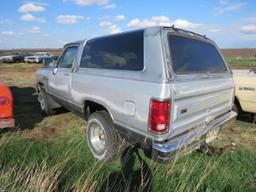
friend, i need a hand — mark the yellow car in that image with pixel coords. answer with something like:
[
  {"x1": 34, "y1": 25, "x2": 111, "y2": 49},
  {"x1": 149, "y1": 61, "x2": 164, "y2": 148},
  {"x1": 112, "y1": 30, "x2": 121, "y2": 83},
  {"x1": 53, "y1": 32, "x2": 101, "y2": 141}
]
[{"x1": 233, "y1": 68, "x2": 256, "y2": 122}]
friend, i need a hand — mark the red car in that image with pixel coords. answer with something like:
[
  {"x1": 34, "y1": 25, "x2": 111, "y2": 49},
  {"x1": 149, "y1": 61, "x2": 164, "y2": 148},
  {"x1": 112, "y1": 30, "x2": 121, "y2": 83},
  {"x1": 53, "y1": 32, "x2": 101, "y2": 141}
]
[{"x1": 0, "y1": 81, "x2": 15, "y2": 129}]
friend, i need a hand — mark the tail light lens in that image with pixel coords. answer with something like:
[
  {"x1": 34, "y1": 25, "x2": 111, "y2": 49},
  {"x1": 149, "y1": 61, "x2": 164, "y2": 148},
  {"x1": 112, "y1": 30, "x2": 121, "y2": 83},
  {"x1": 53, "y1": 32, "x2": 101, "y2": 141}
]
[
  {"x1": 0, "y1": 97, "x2": 8, "y2": 105},
  {"x1": 149, "y1": 99, "x2": 170, "y2": 134}
]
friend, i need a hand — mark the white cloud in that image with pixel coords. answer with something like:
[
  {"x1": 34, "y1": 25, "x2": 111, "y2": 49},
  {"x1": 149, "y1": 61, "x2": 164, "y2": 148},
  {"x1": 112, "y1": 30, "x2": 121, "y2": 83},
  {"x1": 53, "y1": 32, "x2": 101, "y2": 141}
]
[
  {"x1": 1, "y1": 31, "x2": 16, "y2": 35},
  {"x1": 115, "y1": 15, "x2": 125, "y2": 21},
  {"x1": 213, "y1": 0, "x2": 245, "y2": 16},
  {"x1": 102, "y1": 3, "x2": 117, "y2": 9},
  {"x1": 127, "y1": 16, "x2": 171, "y2": 28},
  {"x1": 126, "y1": 16, "x2": 224, "y2": 36},
  {"x1": 30, "y1": 26, "x2": 41, "y2": 33},
  {"x1": 18, "y1": 3, "x2": 46, "y2": 13},
  {"x1": 244, "y1": 17, "x2": 256, "y2": 23},
  {"x1": 240, "y1": 25, "x2": 256, "y2": 34},
  {"x1": 99, "y1": 21, "x2": 112, "y2": 27},
  {"x1": 127, "y1": 16, "x2": 202, "y2": 30},
  {"x1": 107, "y1": 24, "x2": 121, "y2": 34},
  {"x1": 20, "y1": 13, "x2": 46, "y2": 23},
  {"x1": 207, "y1": 28, "x2": 222, "y2": 33},
  {"x1": 99, "y1": 15, "x2": 125, "y2": 21},
  {"x1": 99, "y1": 15, "x2": 112, "y2": 20},
  {"x1": 56, "y1": 15, "x2": 86, "y2": 24},
  {"x1": 0, "y1": 19, "x2": 12, "y2": 24},
  {"x1": 99, "y1": 21, "x2": 121, "y2": 34},
  {"x1": 74, "y1": 0, "x2": 116, "y2": 9},
  {"x1": 219, "y1": 0, "x2": 228, "y2": 5},
  {"x1": 75, "y1": 0, "x2": 107, "y2": 6},
  {"x1": 173, "y1": 19, "x2": 202, "y2": 29}
]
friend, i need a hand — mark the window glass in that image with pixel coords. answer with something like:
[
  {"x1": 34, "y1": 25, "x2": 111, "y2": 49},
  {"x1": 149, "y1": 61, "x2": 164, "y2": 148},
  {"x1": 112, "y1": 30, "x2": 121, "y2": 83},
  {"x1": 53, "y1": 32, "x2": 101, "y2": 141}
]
[
  {"x1": 59, "y1": 46, "x2": 78, "y2": 68},
  {"x1": 80, "y1": 31, "x2": 144, "y2": 71},
  {"x1": 168, "y1": 35, "x2": 227, "y2": 74}
]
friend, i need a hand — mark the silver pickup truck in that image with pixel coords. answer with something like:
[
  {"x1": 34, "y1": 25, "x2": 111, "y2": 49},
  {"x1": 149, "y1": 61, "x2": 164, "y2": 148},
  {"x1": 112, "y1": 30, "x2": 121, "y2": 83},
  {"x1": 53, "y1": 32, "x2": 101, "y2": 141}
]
[{"x1": 36, "y1": 26, "x2": 237, "y2": 162}]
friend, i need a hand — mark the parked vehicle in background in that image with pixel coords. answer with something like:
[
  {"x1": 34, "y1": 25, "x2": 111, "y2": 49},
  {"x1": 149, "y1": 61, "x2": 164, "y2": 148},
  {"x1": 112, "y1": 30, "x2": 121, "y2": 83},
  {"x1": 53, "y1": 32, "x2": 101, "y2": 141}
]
[
  {"x1": 36, "y1": 26, "x2": 236, "y2": 162},
  {"x1": 24, "y1": 52, "x2": 52, "y2": 63},
  {"x1": 233, "y1": 68, "x2": 256, "y2": 122},
  {"x1": 2, "y1": 52, "x2": 31, "y2": 63},
  {"x1": 0, "y1": 81, "x2": 15, "y2": 129}
]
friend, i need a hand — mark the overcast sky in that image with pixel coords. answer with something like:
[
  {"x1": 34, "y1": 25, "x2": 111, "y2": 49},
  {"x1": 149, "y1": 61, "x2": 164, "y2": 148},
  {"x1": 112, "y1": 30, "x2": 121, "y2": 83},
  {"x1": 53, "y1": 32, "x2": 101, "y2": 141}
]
[{"x1": 0, "y1": 0, "x2": 256, "y2": 49}]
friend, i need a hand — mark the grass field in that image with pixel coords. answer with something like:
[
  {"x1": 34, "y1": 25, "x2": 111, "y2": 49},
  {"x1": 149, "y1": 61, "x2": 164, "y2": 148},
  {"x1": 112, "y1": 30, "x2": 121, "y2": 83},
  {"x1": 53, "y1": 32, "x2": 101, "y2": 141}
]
[
  {"x1": 227, "y1": 57, "x2": 256, "y2": 69},
  {"x1": 0, "y1": 60, "x2": 255, "y2": 192}
]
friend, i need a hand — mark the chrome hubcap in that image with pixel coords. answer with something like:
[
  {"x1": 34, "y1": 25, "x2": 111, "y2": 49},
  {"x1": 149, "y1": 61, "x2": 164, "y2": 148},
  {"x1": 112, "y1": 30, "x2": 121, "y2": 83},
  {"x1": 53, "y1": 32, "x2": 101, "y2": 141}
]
[{"x1": 89, "y1": 122, "x2": 106, "y2": 154}]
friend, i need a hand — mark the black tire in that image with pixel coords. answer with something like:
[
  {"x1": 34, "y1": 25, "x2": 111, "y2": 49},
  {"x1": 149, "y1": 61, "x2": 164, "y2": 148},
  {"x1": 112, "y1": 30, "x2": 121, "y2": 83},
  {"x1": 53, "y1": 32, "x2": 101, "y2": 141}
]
[
  {"x1": 86, "y1": 111, "x2": 127, "y2": 162},
  {"x1": 38, "y1": 87, "x2": 56, "y2": 116}
]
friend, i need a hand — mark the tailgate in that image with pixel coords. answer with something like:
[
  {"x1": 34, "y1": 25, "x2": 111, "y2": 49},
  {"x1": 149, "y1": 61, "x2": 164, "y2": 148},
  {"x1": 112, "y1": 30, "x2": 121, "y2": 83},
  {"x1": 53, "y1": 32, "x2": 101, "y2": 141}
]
[{"x1": 169, "y1": 77, "x2": 234, "y2": 137}]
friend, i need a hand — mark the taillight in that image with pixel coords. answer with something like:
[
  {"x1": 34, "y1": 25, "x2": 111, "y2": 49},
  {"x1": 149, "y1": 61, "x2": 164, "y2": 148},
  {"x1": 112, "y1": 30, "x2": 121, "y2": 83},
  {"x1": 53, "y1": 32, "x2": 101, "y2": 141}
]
[
  {"x1": 149, "y1": 99, "x2": 170, "y2": 134},
  {"x1": 0, "y1": 97, "x2": 8, "y2": 105}
]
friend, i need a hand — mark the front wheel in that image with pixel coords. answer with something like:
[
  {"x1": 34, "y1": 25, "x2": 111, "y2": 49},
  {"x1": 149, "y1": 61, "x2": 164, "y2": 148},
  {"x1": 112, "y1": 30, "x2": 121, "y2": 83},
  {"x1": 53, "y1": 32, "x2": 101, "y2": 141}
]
[
  {"x1": 86, "y1": 111, "x2": 127, "y2": 162},
  {"x1": 38, "y1": 87, "x2": 56, "y2": 116}
]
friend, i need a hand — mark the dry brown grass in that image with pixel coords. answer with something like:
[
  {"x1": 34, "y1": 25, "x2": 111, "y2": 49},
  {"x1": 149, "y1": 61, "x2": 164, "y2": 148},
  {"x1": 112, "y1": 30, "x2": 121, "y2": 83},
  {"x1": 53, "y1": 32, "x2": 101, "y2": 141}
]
[{"x1": 0, "y1": 63, "x2": 40, "y2": 87}]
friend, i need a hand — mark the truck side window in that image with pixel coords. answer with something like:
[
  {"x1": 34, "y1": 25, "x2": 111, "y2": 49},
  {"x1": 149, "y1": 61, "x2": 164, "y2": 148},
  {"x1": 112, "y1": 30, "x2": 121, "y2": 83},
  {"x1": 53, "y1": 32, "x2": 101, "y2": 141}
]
[
  {"x1": 59, "y1": 46, "x2": 78, "y2": 69},
  {"x1": 80, "y1": 30, "x2": 144, "y2": 71}
]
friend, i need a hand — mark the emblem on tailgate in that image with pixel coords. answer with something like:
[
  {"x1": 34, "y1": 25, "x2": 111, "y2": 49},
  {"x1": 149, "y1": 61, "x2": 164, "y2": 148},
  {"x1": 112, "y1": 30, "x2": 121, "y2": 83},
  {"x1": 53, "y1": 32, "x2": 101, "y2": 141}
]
[{"x1": 239, "y1": 86, "x2": 256, "y2": 91}]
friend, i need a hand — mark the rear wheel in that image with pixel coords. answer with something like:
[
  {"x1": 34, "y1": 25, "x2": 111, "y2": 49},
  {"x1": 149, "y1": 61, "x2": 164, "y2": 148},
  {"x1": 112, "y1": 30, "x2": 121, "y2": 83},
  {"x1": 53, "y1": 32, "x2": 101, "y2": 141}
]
[
  {"x1": 38, "y1": 87, "x2": 56, "y2": 116},
  {"x1": 86, "y1": 111, "x2": 127, "y2": 162}
]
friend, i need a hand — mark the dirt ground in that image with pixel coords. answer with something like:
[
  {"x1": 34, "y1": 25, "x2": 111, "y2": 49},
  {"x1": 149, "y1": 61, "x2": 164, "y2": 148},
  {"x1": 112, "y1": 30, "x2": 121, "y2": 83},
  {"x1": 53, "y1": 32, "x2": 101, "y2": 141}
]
[
  {"x1": 221, "y1": 48, "x2": 256, "y2": 58},
  {"x1": 0, "y1": 63, "x2": 77, "y2": 139}
]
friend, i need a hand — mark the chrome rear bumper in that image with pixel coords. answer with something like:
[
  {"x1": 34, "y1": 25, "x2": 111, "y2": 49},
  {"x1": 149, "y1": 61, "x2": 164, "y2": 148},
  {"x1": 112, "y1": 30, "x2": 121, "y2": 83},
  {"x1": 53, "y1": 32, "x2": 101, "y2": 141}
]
[{"x1": 152, "y1": 111, "x2": 237, "y2": 161}]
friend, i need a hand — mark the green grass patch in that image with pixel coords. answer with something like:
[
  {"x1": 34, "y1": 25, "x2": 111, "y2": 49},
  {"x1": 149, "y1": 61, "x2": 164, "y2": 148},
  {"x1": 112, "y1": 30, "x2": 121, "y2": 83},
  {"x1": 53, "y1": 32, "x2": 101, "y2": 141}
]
[
  {"x1": 0, "y1": 131, "x2": 256, "y2": 191},
  {"x1": 226, "y1": 57, "x2": 256, "y2": 69}
]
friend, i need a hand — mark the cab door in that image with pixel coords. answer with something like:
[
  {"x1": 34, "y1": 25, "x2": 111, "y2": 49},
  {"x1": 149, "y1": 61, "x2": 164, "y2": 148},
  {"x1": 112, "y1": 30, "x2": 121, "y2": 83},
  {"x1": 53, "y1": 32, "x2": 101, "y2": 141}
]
[{"x1": 48, "y1": 45, "x2": 79, "y2": 104}]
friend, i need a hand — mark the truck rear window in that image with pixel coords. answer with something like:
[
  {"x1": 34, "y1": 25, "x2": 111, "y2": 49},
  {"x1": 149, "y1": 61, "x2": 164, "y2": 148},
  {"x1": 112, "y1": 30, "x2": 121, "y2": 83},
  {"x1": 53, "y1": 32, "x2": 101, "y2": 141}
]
[{"x1": 168, "y1": 35, "x2": 227, "y2": 74}]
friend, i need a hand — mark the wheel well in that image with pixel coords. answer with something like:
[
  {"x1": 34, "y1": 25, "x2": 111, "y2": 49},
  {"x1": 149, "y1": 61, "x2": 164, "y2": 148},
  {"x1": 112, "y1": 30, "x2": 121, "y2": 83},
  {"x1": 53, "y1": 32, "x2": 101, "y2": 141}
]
[
  {"x1": 38, "y1": 82, "x2": 44, "y2": 88},
  {"x1": 234, "y1": 96, "x2": 242, "y2": 112},
  {"x1": 36, "y1": 83, "x2": 45, "y2": 93},
  {"x1": 84, "y1": 100, "x2": 110, "y2": 120}
]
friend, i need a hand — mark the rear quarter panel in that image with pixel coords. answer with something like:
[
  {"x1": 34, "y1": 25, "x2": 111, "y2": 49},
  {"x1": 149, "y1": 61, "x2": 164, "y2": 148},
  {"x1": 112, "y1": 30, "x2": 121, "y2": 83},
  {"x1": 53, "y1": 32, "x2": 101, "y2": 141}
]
[{"x1": 71, "y1": 71, "x2": 171, "y2": 141}]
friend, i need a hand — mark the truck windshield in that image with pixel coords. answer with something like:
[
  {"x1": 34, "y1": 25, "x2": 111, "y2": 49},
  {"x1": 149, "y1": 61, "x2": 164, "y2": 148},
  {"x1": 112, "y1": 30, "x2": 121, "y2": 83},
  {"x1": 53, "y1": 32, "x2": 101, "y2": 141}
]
[{"x1": 168, "y1": 34, "x2": 227, "y2": 74}]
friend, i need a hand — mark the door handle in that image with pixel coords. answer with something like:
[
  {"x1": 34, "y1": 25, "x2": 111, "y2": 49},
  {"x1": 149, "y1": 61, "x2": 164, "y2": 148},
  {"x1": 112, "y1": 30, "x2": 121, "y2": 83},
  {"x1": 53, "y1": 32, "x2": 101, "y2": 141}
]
[{"x1": 64, "y1": 73, "x2": 70, "y2": 77}]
